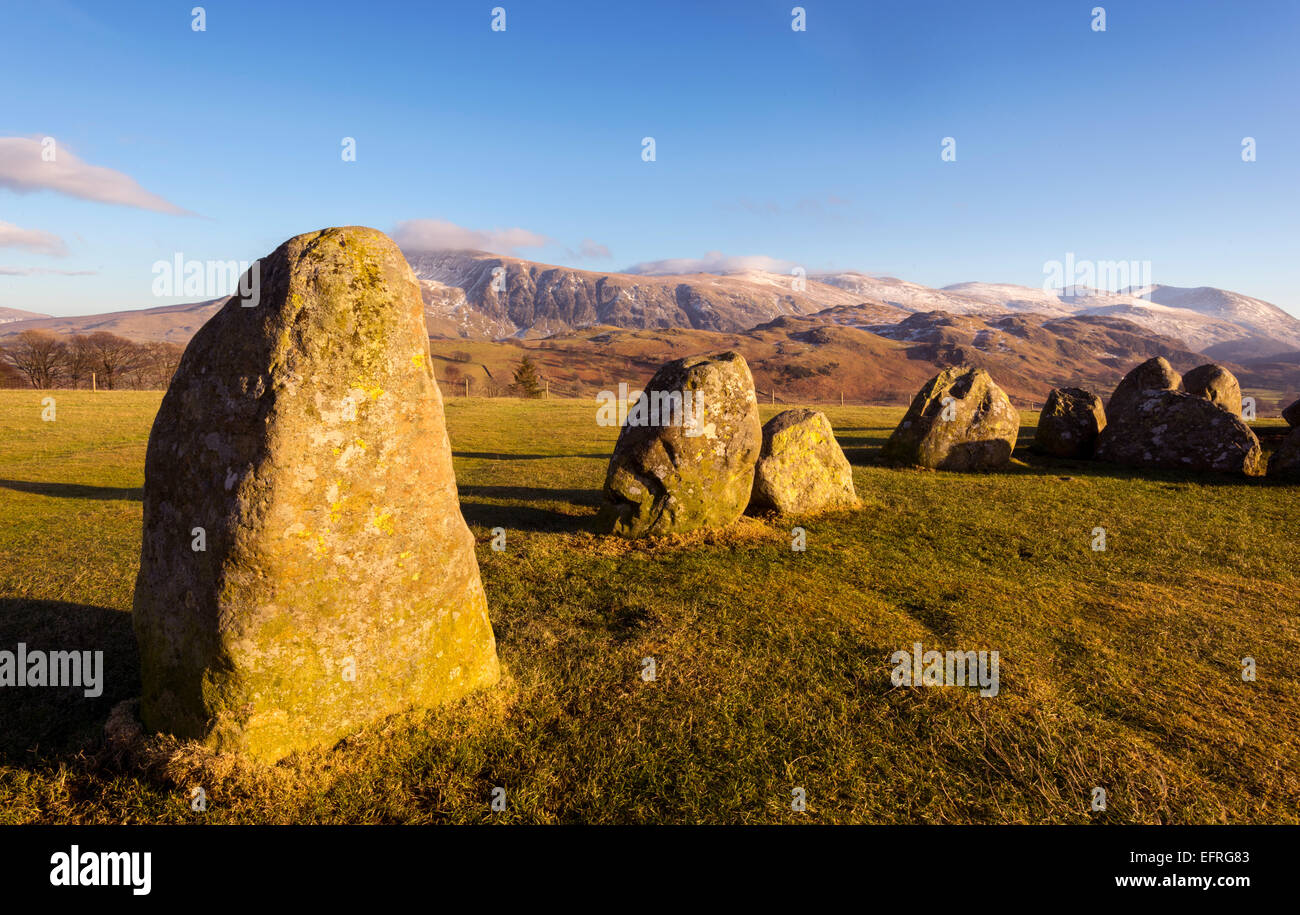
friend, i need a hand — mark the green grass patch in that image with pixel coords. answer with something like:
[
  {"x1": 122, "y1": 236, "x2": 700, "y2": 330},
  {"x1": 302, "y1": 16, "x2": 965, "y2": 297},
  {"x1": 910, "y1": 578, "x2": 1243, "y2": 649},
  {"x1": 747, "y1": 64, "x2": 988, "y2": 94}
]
[{"x1": 0, "y1": 391, "x2": 1296, "y2": 823}]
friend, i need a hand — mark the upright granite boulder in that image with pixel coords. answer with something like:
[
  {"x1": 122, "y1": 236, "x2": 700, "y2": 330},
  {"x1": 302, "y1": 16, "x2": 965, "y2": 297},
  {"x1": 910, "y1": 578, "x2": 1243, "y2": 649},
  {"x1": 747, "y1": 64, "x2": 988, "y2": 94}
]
[
  {"x1": 1105, "y1": 356, "x2": 1183, "y2": 423},
  {"x1": 1096, "y1": 390, "x2": 1264, "y2": 475},
  {"x1": 133, "y1": 226, "x2": 500, "y2": 762},
  {"x1": 1281, "y1": 398, "x2": 1300, "y2": 428},
  {"x1": 881, "y1": 366, "x2": 1020, "y2": 471},
  {"x1": 598, "y1": 352, "x2": 761, "y2": 537},
  {"x1": 1267, "y1": 428, "x2": 1300, "y2": 479},
  {"x1": 749, "y1": 409, "x2": 859, "y2": 514},
  {"x1": 1183, "y1": 363, "x2": 1243, "y2": 417},
  {"x1": 1034, "y1": 387, "x2": 1106, "y2": 458}
]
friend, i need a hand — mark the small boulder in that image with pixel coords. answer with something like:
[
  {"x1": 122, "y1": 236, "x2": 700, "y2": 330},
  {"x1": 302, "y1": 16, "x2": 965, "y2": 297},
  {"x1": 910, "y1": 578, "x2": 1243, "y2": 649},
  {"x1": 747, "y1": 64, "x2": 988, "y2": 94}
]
[
  {"x1": 1183, "y1": 363, "x2": 1243, "y2": 417},
  {"x1": 1282, "y1": 398, "x2": 1300, "y2": 427},
  {"x1": 1267, "y1": 428, "x2": 1300, "y2": 480},
  {"x1": 749, "y1": 409, "x2": 859, "y2": 514},
  {"x1": 881, "y1": 366, "x2": 1019, "y2": 471},
  {"x1": 1034, "y1": 387, "x2": 1105, "y2": 458},
  {"x1": 598, "y1": 351, "x2": 761, "y2": 537},
  {"x1": 1095, "y1": 389, "x2": 1264, "y2": 475},
  {"x1": 1105, "y1": 356, "x2": 1183, "y2": 423},
  {"x1": 133, "y1": 227, "x2": 500, "y2": 762}
]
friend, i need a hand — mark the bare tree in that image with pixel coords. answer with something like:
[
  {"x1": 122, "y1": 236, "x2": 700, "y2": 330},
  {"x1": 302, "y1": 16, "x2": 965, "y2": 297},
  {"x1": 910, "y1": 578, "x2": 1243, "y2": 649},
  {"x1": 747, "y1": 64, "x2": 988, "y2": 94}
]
[
  {"x1": 82, "y1": 332, "x2": 145, "y2": 390},
  {"x1": 136, "y1": 341, "x2": 185, "y2": 388},
  {"x1": 65, "y1": 334, "x2": 97, "y2": 388},
  {"x1": 0, "y1": 358, "x2": 23, "y2": 388},
  {"x1": 1, "y1": 330, "x2": 67, "y2": 388}
]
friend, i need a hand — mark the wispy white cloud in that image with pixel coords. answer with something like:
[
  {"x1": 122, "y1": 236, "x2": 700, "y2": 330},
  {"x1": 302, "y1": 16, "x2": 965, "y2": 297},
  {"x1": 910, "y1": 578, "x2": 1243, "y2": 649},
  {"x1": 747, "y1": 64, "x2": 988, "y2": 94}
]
[
  {"x1": 0, "y1": 136, "x2": 192, "y2": 215},
  {"x1": 392, "y1": 218, "x2": 550, "y2": 256},
  {"x1": 0, "y1": 221, "x2": 68, "y2": 257},
  {"x1": 621, "y1": 252, "x2": 795, "y2": 276}
]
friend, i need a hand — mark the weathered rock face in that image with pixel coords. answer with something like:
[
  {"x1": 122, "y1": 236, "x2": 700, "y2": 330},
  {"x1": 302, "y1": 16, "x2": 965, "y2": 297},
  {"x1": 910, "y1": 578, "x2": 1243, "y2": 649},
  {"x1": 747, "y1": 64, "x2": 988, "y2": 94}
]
[
  {"x1": 133, "y1": 226, "x2": 499, "y2": 762},
  {"x1": 598, "y1": 351, "x2": 760, "y2": 537},
  {"x1": 749, "y1": 409, "x2": 859, "y2": 514},
  {"x1": 1034, "y1": 387, "x2": 1105, "y2": 458},
  {"x1": 1183, "y1": 363, "x2": 1243, "y2": 417},
  {"x1": 1268, "y1": 428, "x2": 1300, "y2": 479},
  {"x1": 1095, "y1": 389, "x2": 1264, "y2": 475},
  {"x1": 1105, "y1": 356, "x2": 1183, "y2": 423},
  {"x1": 1282, "y1": 399, "x2": 1300, "y2": 428},
  {"x1": 881, "y1": 366, "x2": 1020, "y2": 470}
]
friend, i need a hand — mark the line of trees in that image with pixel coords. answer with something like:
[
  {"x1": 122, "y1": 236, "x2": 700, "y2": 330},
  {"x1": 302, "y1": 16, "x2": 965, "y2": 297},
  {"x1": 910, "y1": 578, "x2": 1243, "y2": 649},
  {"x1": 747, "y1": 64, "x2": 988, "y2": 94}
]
[{"x1": 0, "y1": 330, "x2": 185, "y2": 390}]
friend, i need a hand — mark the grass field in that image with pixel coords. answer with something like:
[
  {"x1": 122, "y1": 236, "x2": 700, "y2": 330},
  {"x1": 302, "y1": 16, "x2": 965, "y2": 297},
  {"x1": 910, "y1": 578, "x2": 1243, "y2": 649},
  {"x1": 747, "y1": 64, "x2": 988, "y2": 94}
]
[{"x1": 1, "y1": 390, "x2": 1297, "y2": 824}]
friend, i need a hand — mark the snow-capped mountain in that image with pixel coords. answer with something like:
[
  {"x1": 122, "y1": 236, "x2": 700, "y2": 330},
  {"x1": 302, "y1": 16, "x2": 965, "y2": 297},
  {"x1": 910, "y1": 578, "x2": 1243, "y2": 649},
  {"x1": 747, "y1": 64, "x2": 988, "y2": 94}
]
[
  {"x1": 7, "y1": 249, "x2": 1296, "y2": 365},
  {"x1": 813, "y1": 274, "x2": 1300, "y2": 356},
  {"x1": 400, "y1": 250, "x2": 1300, "y2": 358},
  {"x1": 404, "y1": 250, "x2": 866, "y2": 339}
]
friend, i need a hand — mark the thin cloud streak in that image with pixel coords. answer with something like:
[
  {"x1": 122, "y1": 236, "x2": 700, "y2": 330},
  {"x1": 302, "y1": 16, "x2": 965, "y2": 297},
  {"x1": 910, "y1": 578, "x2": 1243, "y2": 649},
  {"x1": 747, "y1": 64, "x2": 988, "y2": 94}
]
[{"x1": 0, "y1": 136, "x2": 193, "y2": 215}]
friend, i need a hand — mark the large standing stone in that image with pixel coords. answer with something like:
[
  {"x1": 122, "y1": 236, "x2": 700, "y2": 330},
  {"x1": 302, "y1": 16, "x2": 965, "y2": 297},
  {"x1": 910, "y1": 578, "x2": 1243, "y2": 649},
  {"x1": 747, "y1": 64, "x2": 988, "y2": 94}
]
[
  {"x1": 1183, "y1": 363, "x2": 1243, "y2": 417},
  {"x1": 133, "y1": 226, "x2": 499, "y2": 762},
  {"x1": 749, "y1": 409, "x2": 859, "y2": 514},
  {"x1": 1281, "y1": 398, "x2": 1300, "y2": 428},
  {"x1": 1267, "y1": 428, "x2": 1300, "y2": 479},
  {"x1": 598, "y1": 351, "x2": 760, "y2": 537},
  {"x1": 1034, "y1": 387, "x2": 1106, "y2": 458},
  {"x1": 1095, "y1": 389, "x2": 1264, "y2": 475},
  {"x1": 1105, "y1": 356, "x2": 1183, "y2": 423},
  {"x1": 881, "y1": 366, "x2": 1020, "y2": 470}
]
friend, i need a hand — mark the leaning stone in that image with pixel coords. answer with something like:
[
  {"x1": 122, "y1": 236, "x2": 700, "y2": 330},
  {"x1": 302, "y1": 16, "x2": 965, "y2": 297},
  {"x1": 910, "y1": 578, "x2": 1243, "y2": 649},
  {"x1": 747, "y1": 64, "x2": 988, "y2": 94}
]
[
  {"x1": 1282, "y1": 398, "x2": 1300, "y2": 428},
  {"x1": 1106, "y1": 356, "x2": 1183, "y2": 424},
  {"x1": 597, "y1": 351, "x2": 761, "y2": 537},
  {"x1": 749, "y1": 409, "x2": 859, "y2": 514},
  {"x1": 1095, "y1": 389, "x2": 1264, "y2": 475},
  {"x1": 881, "y1": 366, "x2": 1019, "y2": 471},
  {"x1": 1267, "y1": 427, "x2": 1300, "y2": 480},
  {"x1": 1034, "y1": 387, "x2": 1105, "y2": 458},
  {"x1": 1183, "y1": 363, "x2": 1243, "y2": 417},
  {"x1": 133, "y1": 226, "x2": 499, "y2": 763}
]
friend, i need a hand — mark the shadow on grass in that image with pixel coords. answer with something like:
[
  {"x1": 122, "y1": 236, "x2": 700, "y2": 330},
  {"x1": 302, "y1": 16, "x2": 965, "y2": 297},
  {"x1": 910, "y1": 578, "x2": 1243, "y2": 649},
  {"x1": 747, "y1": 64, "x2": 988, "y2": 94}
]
[
  {"x1": 454, "y1": 452, "x2": 608, "y2": 461},
  {"x1": 0, "y1": 598, "x2": 139, "y2": 761},
  {"x1": 1007, "y1": 451, "x2": 1288, "y2": 487},
  {"x1": 835, "y1": 431, "x2": 1283, "y2": 487},
  {"x1": 837, "y1": 432, "x2": 891, "y2": 466},
  {"x1": 0, "y1": 479, "x2": 142, "y2": 501},
  {"x1": 459, "y1": 484, "x2": 601, "y2": 505},
  {"x1": 461, "y1": 500, "x2": 598, "y2": 534}
]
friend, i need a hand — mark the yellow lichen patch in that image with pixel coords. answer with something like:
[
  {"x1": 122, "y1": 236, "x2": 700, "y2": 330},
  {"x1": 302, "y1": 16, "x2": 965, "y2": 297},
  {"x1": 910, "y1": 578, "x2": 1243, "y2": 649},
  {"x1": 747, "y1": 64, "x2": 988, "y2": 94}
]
[
  {"x1": 370, "y1": 510, "x2": 395, "y2": 535},
  {"x1": 412, "y1": 352, "x2": 426, "y2": 368},
  {"x1": 329, "y1": 501, "x2": 345, "y2": 524}
]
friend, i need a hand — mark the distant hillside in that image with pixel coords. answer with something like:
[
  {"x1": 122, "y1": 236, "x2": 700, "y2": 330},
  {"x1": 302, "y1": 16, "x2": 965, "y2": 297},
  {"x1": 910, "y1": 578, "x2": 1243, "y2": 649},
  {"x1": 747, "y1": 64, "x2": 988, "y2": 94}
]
[
  {"x1": 424, "y1": 313, "x2": 1296, "y2": 414},
  {"x1": 0, "y1": 298, "x2": 225, "y2": 343},
  {"x1": 0, "y1": 306, "x2": 50, "y2": 325},
  {"x1": 6, "y1": 250, "x2": 1297, "y2": 408}
]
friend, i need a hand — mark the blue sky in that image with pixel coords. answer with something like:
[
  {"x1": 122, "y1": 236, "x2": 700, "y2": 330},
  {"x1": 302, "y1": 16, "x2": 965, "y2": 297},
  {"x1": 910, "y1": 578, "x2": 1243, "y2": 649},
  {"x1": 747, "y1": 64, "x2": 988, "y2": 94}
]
[{"x1": 2, "y1": 0, "x2": 1297, "y2": 317}]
